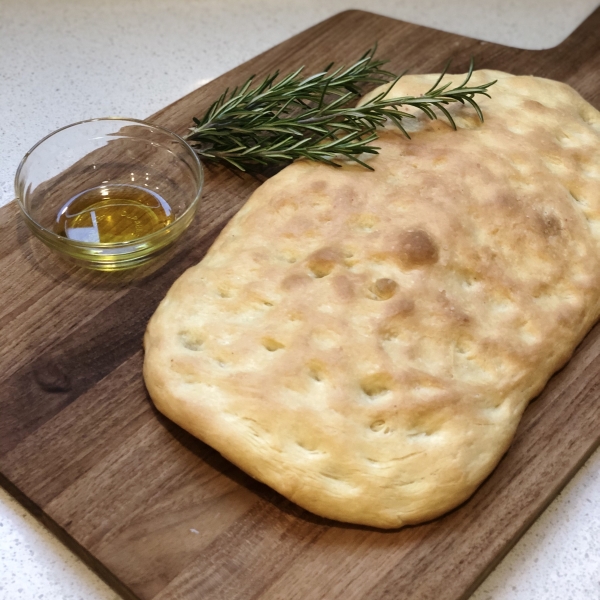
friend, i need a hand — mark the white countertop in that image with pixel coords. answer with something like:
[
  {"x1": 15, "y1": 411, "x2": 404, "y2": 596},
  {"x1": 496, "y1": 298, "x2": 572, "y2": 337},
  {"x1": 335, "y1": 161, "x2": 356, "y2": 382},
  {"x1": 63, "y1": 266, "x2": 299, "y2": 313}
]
[{"x1": 1, "y1": 1, "x2": 599, "y2": 598}]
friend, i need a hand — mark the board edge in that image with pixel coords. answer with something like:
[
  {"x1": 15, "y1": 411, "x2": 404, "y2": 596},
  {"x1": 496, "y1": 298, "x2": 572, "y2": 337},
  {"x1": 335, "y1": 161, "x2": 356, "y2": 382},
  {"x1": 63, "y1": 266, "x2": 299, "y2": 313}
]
[{"x1": 0, "y1": 473, "x2": 140, "y2": 600}]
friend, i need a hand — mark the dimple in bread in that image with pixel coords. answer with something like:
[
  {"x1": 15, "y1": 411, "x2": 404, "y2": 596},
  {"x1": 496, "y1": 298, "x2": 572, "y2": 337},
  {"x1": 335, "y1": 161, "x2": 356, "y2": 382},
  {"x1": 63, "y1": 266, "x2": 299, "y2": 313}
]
[{"x1": 144, "y1": 71, "x2": 600, "y2": 528}]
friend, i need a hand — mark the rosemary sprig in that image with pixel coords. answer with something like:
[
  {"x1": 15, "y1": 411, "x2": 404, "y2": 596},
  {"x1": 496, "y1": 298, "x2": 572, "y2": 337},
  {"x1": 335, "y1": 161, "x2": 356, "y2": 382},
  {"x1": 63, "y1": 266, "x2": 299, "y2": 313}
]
[{"x1": 186, "y1": 48, "x2": 496, "y2": 172}]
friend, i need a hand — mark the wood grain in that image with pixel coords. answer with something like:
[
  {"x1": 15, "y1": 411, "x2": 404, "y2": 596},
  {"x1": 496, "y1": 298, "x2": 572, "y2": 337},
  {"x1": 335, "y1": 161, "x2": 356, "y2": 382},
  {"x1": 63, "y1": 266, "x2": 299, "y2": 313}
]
[{"x1": 1, "y1": 9, "x2": 599, "y2": 600}]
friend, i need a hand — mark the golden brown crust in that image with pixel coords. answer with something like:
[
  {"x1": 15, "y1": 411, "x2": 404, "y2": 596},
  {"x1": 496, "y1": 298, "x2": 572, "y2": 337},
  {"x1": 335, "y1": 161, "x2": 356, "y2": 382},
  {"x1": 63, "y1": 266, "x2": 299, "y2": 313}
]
[{"x1": 144, "y1": 71, "x2": 600, "y2": 528}]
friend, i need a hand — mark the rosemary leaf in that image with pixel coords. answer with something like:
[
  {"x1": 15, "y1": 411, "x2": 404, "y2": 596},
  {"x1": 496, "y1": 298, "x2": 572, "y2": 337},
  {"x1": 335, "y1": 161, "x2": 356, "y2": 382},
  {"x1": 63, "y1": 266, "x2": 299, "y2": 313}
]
[{"x1": 186, "y1": 50, "x2": 496, "y2": 173}]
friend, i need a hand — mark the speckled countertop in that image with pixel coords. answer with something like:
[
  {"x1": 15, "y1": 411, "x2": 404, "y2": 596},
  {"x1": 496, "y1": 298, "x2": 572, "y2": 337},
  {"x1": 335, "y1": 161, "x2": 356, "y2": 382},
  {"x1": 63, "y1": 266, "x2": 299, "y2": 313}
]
[{"x1": 1, "y1": 1, "x2": 599, "y2": 599}]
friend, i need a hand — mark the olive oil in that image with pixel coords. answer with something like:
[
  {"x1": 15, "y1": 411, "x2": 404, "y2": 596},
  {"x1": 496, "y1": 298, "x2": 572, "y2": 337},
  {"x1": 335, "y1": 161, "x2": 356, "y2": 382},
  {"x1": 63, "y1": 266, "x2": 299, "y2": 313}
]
[{"x1": 55, "y1": 184, "x2": 173, "y2": 243}]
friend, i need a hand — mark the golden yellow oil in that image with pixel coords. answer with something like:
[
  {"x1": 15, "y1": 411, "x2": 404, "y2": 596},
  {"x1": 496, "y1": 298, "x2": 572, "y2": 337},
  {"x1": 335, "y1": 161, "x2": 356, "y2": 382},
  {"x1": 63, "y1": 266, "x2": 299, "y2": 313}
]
[{"x1": 55, "y1": 184, "x2": 173, "y2": 243}]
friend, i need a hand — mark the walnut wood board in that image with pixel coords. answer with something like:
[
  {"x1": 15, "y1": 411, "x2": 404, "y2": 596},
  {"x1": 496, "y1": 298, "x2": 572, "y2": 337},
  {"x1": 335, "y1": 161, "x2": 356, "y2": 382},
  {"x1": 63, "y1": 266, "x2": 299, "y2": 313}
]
[{"x1": 1, "y1": 9, "x2": 600, "y2": 600}]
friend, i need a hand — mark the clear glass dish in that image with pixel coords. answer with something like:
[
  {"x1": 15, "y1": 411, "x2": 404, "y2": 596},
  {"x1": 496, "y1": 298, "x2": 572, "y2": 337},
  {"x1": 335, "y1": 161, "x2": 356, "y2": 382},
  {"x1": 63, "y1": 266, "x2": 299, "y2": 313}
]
[{"x1": 15, "y1": 117, "x2": 203, "y2": 271}]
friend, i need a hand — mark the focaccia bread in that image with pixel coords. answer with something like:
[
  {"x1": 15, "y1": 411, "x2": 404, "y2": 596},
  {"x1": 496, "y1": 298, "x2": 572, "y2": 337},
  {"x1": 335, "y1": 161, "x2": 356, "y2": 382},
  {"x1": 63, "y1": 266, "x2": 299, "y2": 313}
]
[{"x1": 144, "y1": 71, "x2": 600, "y2": 528}]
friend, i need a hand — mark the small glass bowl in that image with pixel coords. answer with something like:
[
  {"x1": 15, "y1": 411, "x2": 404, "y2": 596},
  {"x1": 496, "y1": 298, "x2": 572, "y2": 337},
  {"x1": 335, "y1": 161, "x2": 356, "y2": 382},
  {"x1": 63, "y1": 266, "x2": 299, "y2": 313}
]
[{"x1": 15, "y1": 117, "x2": 203, "y2": 271}]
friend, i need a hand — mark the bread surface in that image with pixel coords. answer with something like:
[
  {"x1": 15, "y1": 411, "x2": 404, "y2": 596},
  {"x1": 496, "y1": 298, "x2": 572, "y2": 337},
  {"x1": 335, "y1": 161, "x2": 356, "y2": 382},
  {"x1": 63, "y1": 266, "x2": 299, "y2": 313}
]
[{"x1": 144, "y1": 71, "x2": 600, "y2": 528}]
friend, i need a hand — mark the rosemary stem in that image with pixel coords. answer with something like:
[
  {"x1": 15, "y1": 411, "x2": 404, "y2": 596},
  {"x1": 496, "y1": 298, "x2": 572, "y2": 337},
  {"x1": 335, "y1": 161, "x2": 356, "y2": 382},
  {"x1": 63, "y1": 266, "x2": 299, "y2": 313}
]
[{"x1": 186, "y1": 51, "x2": 495, "y2": 172}]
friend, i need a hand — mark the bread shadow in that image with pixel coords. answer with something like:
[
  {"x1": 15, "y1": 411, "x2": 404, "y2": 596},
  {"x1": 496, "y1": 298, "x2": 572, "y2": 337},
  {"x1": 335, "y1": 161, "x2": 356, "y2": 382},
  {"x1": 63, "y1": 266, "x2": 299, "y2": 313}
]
[
  {"x1": 149, "y1": 399, "x2": 407, "y2": 534},
  {"x1": 147, "y1": 384, "x2": 542, "y2": 540}
]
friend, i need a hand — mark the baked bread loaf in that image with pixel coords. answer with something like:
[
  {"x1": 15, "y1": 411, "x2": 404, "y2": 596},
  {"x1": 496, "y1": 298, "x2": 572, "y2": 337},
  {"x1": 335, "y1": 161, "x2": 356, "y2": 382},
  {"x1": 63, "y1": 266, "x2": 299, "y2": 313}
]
[{"x1": 144, "y1": 71, "x2": 600, "y2": 528}]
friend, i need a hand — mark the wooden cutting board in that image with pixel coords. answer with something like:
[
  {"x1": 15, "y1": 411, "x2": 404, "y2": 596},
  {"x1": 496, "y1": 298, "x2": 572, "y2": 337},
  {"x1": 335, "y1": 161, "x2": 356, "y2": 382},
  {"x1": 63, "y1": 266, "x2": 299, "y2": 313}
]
[{"x1": 1, "y1": 9, "x2": 599, "y2": 600}]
